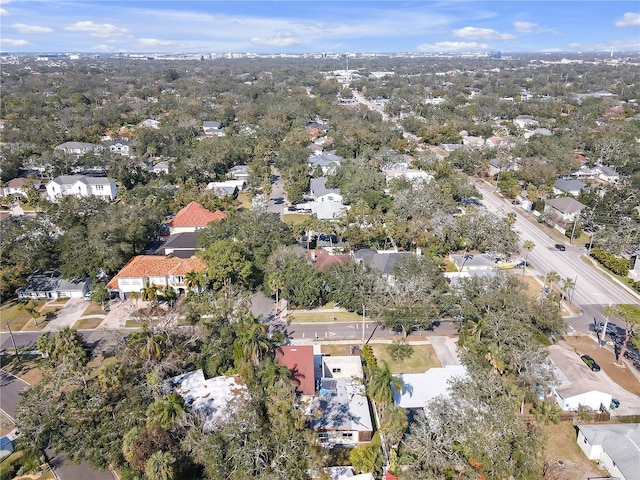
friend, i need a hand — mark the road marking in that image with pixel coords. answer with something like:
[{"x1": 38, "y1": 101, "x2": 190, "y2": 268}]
[{"x1": 328, "y1": 332, "x2": 336, "y2": 337}]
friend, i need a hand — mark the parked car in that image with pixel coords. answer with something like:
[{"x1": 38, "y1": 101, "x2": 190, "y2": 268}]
[
  {"x1": 590, "y1": 321, "x2": 605, "y2": 333},
  {"x1": 555, "y1": 243, "x2": 566, "y2": 251},
  {"x1": 581, "y1": 354, "x2": 601, "y2": 372}
]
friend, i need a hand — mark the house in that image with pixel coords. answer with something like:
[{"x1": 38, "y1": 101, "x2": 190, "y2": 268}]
[
  {"x1": 202, "y1": 120, "x2": 225, "y2": 137},
  {"x1": 206, "y1": 180, "x2": 244, "y2": 197},
  {"x1": 46, "y1": 175, "x2": 118, "y2": 202},
  {"x1": 524, "y1": 127, "x2": 552, "y2": 139},
  {"x1": 55, "y1": 141, "x2": 94, "y2": 157},
  {"x1": 384, "y1": 168, "x2": 433, "y2": 184},
  {"x1": 229, "y1": 164, "x2": 250, "y2": 181},
  {"x1": 597, "y1": 164, "x2": 620, "y2": 184},
  {"x1": 16, "y1": 270, "x2": 91, "y2": 300},
  {"x1": 572, "y1": 165, "x2": 600, "y2": 181},
  {"x1": 151, "y1": 161, "x2": 170, "y2": 175},
  {"x1": 392, "y1": 365, "x2": 467, "y2": 410},
  {"x1": 461, "y1": 136, "x2": 484, "y2": 148},
  {"x1": 547, "y1": 344, "x2": 612, "y2": 411},
  {"x1": 168, "y1": 202, "x2": 226, "y2": 234},
  {"x1": 158, "y1": 232, "x2": 200, "y2": 258},
  {"x1": 576, "y1": 423, "x2": 640, "y2": 480},
  {"x1": 306, "y1": 121, "x2": 330, "y2": 134},
  {"x1": 162, "y1": 369, "x2": 248, "y2": 432},
  {"x1": 306, "y1": 249, "x2": 351, "y2": 270},
  {"x1": 312, "y1": 356, "x2": 373, "y2": 445},
  {"x1": 2, "y1": 177, "x2": 41, "y2": 200},
  {"x1": 107, "y1": 140, "x2": 134, "y2": 157},
  {"x1": 105, "y1": 255, "x2": 207, "y2": 296},
  {"x1": 309, "y1": 177, "x2": 343, "y2": 203},
  {"x1": 513, "y1": 115, "x2": 538, "y2": 129},
  {"x1": 352, "y1": 249, "x2": 412, "y2": 276},
  {"x1": 0, "y1": 431, "x2": 19, "y2": 461},
  {"x1": 449, "y1": 253, "x2": 496, "y2": 272},
  {"x1": 488, "y1": 158, "x2": 511, "y2": 177},
  {"x1": 309, "y1": 154, "x2": 342, "y2": 175},
  {"x1": 485, "y1": 136, "x2": 509, "y2": 148},
  {"x1": 545, "y1": 197, "x2": 586, "y2": 222},
  {"x1": 275, "y1": 345, "x2": 316, "y2": 396},
  {"x1": 553, "y1": 179, "x2": 586, "y2": 197},
  {"x1": 140, "y1": 118, "x2": 160, "y2": 129}
]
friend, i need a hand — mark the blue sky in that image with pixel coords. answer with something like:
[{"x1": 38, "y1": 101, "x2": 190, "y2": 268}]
[{"x1": 1, "y1": 1, "x2": 639, "y2": 54}]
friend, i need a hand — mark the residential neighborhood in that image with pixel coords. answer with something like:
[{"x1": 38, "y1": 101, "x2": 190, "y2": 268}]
[{"x1": 1, "y1": 41, "x2": 640, "y2": 480}]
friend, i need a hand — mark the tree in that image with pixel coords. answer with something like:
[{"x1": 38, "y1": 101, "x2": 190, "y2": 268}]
[
  {"x1": 367, "y1": 361, "x2": 404, "y2": 413},
  {"x1": 561, "y1": 276, "x2": 576, "y2": 303},
  {"x1": 21, "y1": 300, "x2": 42, "y2": 327},
  {"x1": 387, "y1": 340, "x2": 413, "y2": 363},
  {"x1": 349, "y1": 442, "x2": 383, "y2": 478},
  {"x1": 199, "y1": 240, "x2": 254, "y2": 292},
  {"x1": 128, "y1": 324, "x2": 167, "y2": 362},
  {"x1": 606, "y1": 304, "x2": 640, "y2": 362},
  {"x1": 146, "y1": 393, "x2": 184, "y2": 429},
  {"x1": 233, "y1": 315, "x2": 271, "y2": 367},
  {"x1": 90, "y1": 282, "x2": 110, "y2": 310},
  {"x1": 145, "y1": 451, "x2": 176, "y2": 480},
  {"x1": 522, "y1": 240, "x2": 535, "y2": 277},
  {"x1": 142, "y1": 283, "x2": 159, "y2": 302}
]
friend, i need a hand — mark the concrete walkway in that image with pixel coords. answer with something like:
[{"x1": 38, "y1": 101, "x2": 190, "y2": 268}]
[
  {"x1": 429, "y1": 336, "x2": 462, "y2": 366},
  {"x1": 43, "y1": 299, "x2": 88, "y2": 332}
]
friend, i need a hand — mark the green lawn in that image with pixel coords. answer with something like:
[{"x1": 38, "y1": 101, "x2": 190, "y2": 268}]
[
  {"x1": 81, "y1": 302, "x2": 106, "y2": 316},
  {"x1": 235, "y1": 191, "x2": 253, "y2": 209},
  {"x1": 283, "y1": 213, "x2": 312, "y2": 224},
  {"x1": 319, "y1": 343, "x2": 441, "y2": 374},
  {"x1": 0, "y1": 300, "x2": 43, "y2": 331},
  {"x1": 289, "y1": 310, "x2": 363, "y2": 323},
  {"x1": 73, "y1": 317, "x2": 104, "y2": 329}
]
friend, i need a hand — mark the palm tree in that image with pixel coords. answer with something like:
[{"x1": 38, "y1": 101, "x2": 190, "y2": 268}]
[
  {"x1": 145, "y1": 450, "x2": 176, "y2": 480},
  {"x1": 163, "y1": 285, "x2": 177, "y2": 306},
  {"x1": 128, "y1": 324, "x2": 166, "y2": 361},
  {"x1": 146, "y1": 393, "x2": 184, "y2": 429},
  {"x1": 367, "y1": 361, "x2": 404, "y2": 416},
  {"x1": 561, "y1": 277, "x2": 576, "y2": 303},
  {"x1": 142, "y1": 284, "x2": 159, "y2": 302},
  {"x1": 544, "y1": 270, "x2": 560, "y2": 291},
  {"x1": 233, "y1": 316, "x2": 271, "y2": 366},
  {"x1": 268, "y1": 271, "x2": 285, "y2": 313},
  {"x1": 522, "y1": 240, "x2": 535, "y2": 277},
  {"x1": 129, "y1": 291, "x2": 140, "y2": 312},
  {"x1": 184, "y1": 271, "x2": 202, "y2": 293}
]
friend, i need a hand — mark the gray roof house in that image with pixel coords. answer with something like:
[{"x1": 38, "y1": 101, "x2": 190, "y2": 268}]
[
  {"x1": 576, "y1": 423, "x2": 640, "y2": 480},
  {"x1": 553, "y1": 179, "x2": 586, "y2": 196},
  {"x1": 352, "y1": 249, "x2": 411, "y2": 275},
  {"x1": 55, "y1": 141, "x2": 94, "y2": 156},
  {"x1": 202, "y1": 121, "x2": 225, "y2": 137},
  {"x1": 16, "y1": 270, "x2": 91, "y2": 300},
  {"x1": 158, "y1": 232, "x2": 200, "y2": 258},
  {"x1": 107, "y1": 140, "x2": 135, "y2": 157},
  {"x1": 545, "y1": 197, "x2": 586, "y2": 222},
  {"x1": 46, "y1": 175, "x2": 118, "y2": 202},
  {"x1": 309, "y1": 154, "x2": 342, "y2": 175}
]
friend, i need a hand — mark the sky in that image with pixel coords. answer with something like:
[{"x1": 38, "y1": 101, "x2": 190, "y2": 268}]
[{"x1": 1, "y1": 1, "x2": 639, "y2": 54}]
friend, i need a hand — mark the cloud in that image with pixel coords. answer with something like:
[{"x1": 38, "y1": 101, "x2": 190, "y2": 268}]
[
  {"x1": 12, "y1": 23, "x2": 54, "y2": 34},
  {"x1": 65, "y1": 21, "x2": 128, "y2": 37},
  {"x1": 1, "y1": 38, "x2": 29, "y2": 46},
  {"x1": 0, "y1": 8, "x2": 7, "y2": 15},
  {"x1": 417, "y1": 41, "x2": 489, "y2": 52},
  {"x1": 453, "y1": 26, "x2": 515, "y2": 41},
  {"x1": 250, "y1": 33, "x2": 302, "y2": 47},
  {"x1": 615, "y1": 12, "x2": 640, "y2": 27},
  {"x1": 138, "y1": 38, "x2": 184, "y2": 48},
  {"x1": 513, "y1": 21, "x2": 538, "y2": 33}
]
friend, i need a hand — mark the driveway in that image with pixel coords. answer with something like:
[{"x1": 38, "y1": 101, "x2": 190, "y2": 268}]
[
  {"x1": 43, "y1": 298, "x2": 87, "y2": 332},
  {"x1": 428, "y1": 337, "x2": 461, "y2": 366}
]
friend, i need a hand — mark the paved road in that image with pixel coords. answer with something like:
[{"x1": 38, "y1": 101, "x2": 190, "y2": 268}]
[
  {"x1": 0, "y1": 369, "x2": 29, "y2": 420},
  {"x1": 475, "y1": 181, "x2": 639, "y2": 310},
  {"x1": 267, "y1": 169, "x2": 286, "y2": 217}
]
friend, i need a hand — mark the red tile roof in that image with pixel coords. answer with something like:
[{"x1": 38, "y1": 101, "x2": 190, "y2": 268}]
[
  {"x1": 106, "y1": 255, "x2": 206, "y2": 288},
  {"x1": 168, "y1": 201, "x2": 226, "y2": 229},
  {"x1": 305, "y1": 250, "x2": 351, "y2": 271},
  {"x1": 275, "y1": 345, "x2": 315, "y2": 396}
]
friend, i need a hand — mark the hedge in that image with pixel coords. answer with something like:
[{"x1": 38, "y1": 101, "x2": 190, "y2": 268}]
[{"x1": 589, "y1": 248, "x2": 631, "y2": 276}]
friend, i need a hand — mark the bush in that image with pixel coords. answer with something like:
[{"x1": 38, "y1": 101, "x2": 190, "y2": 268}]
[
  {"x1": 387, "y1": 340, "x2": 413, "y2": 363},
  {"x1": 590, "y1": 248, "x2": 631, "y2": 276}
]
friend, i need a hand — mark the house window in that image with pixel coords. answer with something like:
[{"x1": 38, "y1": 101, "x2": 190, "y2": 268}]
[
  {"x1": 318, "y1": 433, "x2": 329, "y2": 441},
  {"x1": 332, "y1": 368, "x2": 341, "y2": 373},
  {"x1": 341, "y1": 433, "x2": 353, "y2": 439},
  {"x1": 95, "y1": 185, "x2": 104, "y2": 190}
]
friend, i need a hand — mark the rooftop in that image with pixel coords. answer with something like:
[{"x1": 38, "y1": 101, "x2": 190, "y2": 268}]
[
  {"x1": 578, "y1": 423, "x2": 640, "y2": 480},
  {"x1": 168, "y1": 201, "x2": 226, "y2": 228},
  {"x1": 275, "y1": 345, "x2": 315, "y2": 396},
  {"x1": 393, "y1": 366, "x2": 467, "y2": 409},
  {"x1": 546, "y1": 197, "x2": 586, "y2": 214},
  {"x1": 106, "y1": 255, "x2": 206, "y2": 288}
]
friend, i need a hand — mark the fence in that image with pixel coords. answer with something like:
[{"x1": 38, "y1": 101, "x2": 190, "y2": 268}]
[{"x1": 522, "y1": 403, "x2": 611, "y2": 424}]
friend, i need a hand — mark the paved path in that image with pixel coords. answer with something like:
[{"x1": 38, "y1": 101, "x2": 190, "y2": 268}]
[{"x1": 429, "y1": 336, "x2": 462, "y2": 366}]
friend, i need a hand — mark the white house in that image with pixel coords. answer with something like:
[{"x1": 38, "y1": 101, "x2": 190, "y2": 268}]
[
  {"x1": 106, "y1": 255, "x2": 207, "y2": 296},
  {"x1": 163, "y1": 369, "x2": 249, "y2": 432},
  {"x1": 544, "y1": 197, "x2": 586, "y2": 223},
  {"x1": 206, "y1": 180, "x2": 245, "y2": 197},
  {"x1": 107, "y1": 140, "x2": 134, "y2": 157},
  {"x1": 547, "y1": 344, "x2": 612, "y2": 411},
  {"x1": 576, "y1": 423, "x2": 640, "y2": 480},
  {"x1": 202, "y1": 121, "x2": 225, "y2": 137},
  {"x1": 140, "y1": 118, "x2": 160, "y2": 129},
  {"x1": 553, "y1": 179, "x2": 586, "y2": 197},
  {"x1": 55, "y1": 141, "x2": 94, "y2": 157},
  {"x1": 2, "y1": 177, "x2": 41, "y2": 200},
  {"x1": 16, "y1": 270, "x2": 90, "y2": 300},
  {"x1": 393, "y1": 365, "x2": 467, "y2": 410},
  {"x1": 513, "y1": 115, "x2": 538, "y2": 129},
  {"x1": 229, "y1": 164, "x2": 250, "y2": 181},
  {"x1": 296, "y1": 177, "x2": 349, "y2": 220},
  {"x1": 46, "y1": 175, "x2": 118, "y2": 202},
  {"x1": 309, "y1": 154, "x2": 342, "y2": 175},
  {"x1": 384, "y1": 168, "x2": 433, "y2": 184}
]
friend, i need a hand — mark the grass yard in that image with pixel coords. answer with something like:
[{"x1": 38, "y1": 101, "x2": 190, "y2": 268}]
[
  {"x1": 73, "y1": 317, "x2": 104, "y2": 330},
  {"x1": 320, "y1": 343, "x2": 441, "y2": 374},
  {"x1": 0, "y1": 412, "x2": 14, "y2": 436},
  {"x1": 81, "y1": 302, "x2": 106, "y2": 316},
  {"x1": 289, "y1": 310, "x2": 362, "y2": 323},
  {"x1": 542, "y1": 422, "x2": 602, "y2": 480},
  {"x1": 0, "y1": 300, "x2": 44, "y2": 331},
  {"x1": 0, "y1": 354, "x2": 43, "y2": 385},
  {"x1": 235, "y1": 191, "x2": 253, "y2": 209},
  {"x1": 282, "y1": 213, "x2": 311, "y2": 224}
]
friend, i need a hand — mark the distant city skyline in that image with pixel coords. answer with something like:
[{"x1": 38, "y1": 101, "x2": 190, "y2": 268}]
[{"x1": 1, "y1": 1, "x2": 639, "y2": 54}]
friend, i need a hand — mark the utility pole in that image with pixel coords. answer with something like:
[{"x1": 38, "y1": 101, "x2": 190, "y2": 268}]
[
  {"x1": 4, "y1": 322, "x2": 20, "y2": 361},
  {"x1": 362, "y1": 304, "x2": 366, "y2": 346},
  {"x1": 570, "y1": 275, "x2": 578, "y2": 304}
]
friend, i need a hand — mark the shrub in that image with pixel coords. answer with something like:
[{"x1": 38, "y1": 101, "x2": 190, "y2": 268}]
[{"x1": 590, "y1": 248, "x2": 630, "y2": 276}]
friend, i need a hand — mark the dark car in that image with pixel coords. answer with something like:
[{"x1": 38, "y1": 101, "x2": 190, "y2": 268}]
[
  {"x1": 581, "y1": 354, "x2": 601, "y2": 372},
  {"x1": 590, "y1": 321, "x2": 605, "y2": 333},
  {"x1": 555, "y1": 244, "x2": 566, "y2": 251}
]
